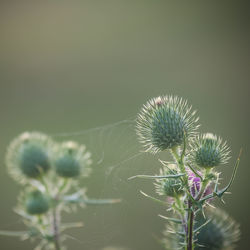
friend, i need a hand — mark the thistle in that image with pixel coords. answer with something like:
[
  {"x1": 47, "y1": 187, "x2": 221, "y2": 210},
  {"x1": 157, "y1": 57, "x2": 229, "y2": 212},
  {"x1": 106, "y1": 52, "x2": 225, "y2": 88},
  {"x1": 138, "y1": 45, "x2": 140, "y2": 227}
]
[
  {"x1": 131, "y1": 95, "x2": 241, "y2": 250},
  {"x1": 195, "y1": 208, "x2": 240, "y2": 250},
  {"x1": 24, "y1": 190, "x2": 50, "y2": 215},
  {"x1": 190, "y1": 133, "x2": 230, "y2": 169},
  {"x1": 136, "y1": 96, "x2": 199, "y2": 153},
  {"x1": 162, "y1": 208, "x2": 240, "y2": 250},
  {"x1": 5, "y1": 132, "x2": 53, "y2": 183},
  {"x1": 2, "y1": 132, "x2": 120, "y2": 250},
  {"x1": 54, "y1": 141, "x2": 91, "y2": 178},
  {"x1": 154, "y1": 164, "x2": 184, "y2": 197}
]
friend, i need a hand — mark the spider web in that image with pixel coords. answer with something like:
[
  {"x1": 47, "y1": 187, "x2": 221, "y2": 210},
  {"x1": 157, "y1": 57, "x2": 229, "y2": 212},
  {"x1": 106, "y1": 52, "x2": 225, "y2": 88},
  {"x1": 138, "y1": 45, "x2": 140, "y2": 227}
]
[
  {"x1": 48, "y1": 116, "x2": 165, "y2": 250},
  {"x1": 2, "y1": 116, "x2": 167, "y2": 250}
]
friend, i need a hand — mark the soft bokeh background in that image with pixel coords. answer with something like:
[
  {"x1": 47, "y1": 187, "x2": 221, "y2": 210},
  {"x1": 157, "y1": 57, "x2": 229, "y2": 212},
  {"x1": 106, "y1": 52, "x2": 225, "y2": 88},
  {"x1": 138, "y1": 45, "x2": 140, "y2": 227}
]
[{"x1": 0, "y1": 1, "x2": 249, "y2": 249}]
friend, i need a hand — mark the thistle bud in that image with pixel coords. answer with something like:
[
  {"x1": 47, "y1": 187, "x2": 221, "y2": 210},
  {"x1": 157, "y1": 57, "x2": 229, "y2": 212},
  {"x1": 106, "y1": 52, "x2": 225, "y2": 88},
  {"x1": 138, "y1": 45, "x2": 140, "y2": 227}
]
[
  {"x1": 54, "y1": 141, "x2": 92, "y2": 178},
  {"x1": 154, "y1": 164, "x2": 184, "y2": 197},
  {"x1": 163, "y1": 208, "x2": 240, "y2": 250},
  {"x1": 6, "y1": 132, "x2": 53, "y2": 183},
  {"x1": 25, "y1": 190, "x2": 49, "y2": 215},
  {"x1": 136, "y1": 96, "x2": 199, "y2": 154},
  {"x1": 190, "y1": 133, "x2": 230, "y2": 168},
  {"x1": 194, "y1": 208, "x2": 240, "y2": 250}
]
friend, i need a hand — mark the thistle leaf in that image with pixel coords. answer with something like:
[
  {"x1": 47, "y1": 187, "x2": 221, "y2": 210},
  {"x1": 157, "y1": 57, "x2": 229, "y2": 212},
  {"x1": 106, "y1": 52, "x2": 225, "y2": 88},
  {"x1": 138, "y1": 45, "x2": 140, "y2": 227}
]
[
  {"x1": 158, "y1": 215, "x2": 182, "y2": 224},
  {"x1": 140, "y1": 191, "x2": 167, "y2": 206},
  {"x1": 63, "y1": 195, "x2": 121, "y2": 205},
  {"x1": 200, "y1": 149, "x2": 242, "y2": 202},
  {"x1": 0, "y1": 230, "x2": 29, "y2": 237},
  {"x1": 61, "y1": 222, "x2": 84, "y2": 231},
  {"x1": 193, "y1": 219, "x2": 211, "y2": 233},
  {"x1": 128, "y1": 173, "x2": 185, "y2": 180}
]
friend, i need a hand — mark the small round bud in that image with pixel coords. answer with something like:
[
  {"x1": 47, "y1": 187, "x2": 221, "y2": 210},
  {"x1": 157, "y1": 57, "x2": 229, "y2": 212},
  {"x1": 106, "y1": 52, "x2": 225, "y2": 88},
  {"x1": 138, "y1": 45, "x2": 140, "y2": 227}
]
[
  {"x1": 154, "y1": 164, "x2": 184, "y2": 197},
  {"x1": 136, "y1": 96, "x2": 199, "y2": 154},
  {"x1": 5, "y1": 132, "x2": 53, "y2": 183},
  {"x1": 190, "y1": 133, "x2": 230, "y2": 168},
  {"x1": 54, "y1": 141, "x2": 92, "y2": 178},
  {"x1": 19, "y1": 144, "x2": 50, "y2": 178},
  {"x1": 55, "y1": 156, "x2": 80, "y2": 177},
  {"x1": 25, "y1": 190, "x2": 49, "y2": 215}
]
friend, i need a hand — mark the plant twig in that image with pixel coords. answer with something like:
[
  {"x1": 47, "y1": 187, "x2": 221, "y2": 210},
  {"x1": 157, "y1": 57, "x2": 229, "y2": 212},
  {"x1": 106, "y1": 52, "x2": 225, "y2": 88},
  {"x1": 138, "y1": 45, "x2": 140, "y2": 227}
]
[
  {"x1": 52, "y1": 204, "x2": 61, "y2": 250},
  {"x1": 187, "y1": 201, "x2": 194, "y2": 250}
]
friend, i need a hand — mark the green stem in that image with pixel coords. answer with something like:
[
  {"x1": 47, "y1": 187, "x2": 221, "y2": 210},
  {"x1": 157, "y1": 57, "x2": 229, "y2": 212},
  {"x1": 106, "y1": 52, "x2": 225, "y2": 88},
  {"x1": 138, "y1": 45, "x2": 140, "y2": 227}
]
[
  {"x1": 171, "y1": 147, "x2": 190, "y2": 195},
  {"x1": 52, "y1": 204, "x2": 61, "y2": 250},
  {"x1": 187, "y1": 201, "x2": 194, "y2": 250},
  {"x1": 171, "y1": 144, "x2": 195, "y2": 250},
  {"x1": 51, "y1": 179, "x2": 70, "y2": 250},
  {"x1": 171, "y1": 147, "x2": 184, "y2": 170},
  {"x1": 195, "y1": 168, "x2": 210, "y2": 201},
  {"x1": 40, "y1": 176, "x2": 50, "y2": 194},
  {"x1": 58, "y1": 179, "x2": 69, "y2": 194}
]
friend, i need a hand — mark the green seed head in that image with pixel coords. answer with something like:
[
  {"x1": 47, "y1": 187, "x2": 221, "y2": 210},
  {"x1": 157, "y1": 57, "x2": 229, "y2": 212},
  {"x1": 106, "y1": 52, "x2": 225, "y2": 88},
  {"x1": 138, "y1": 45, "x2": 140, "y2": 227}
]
[
  {"x1": 19, "y1": 144, "x2": 50, "y2": 178},
  {"x1": 54, "y1": 141, "x2": 92, "y2": 178},
  {"x1": 190, "y1": 133, "x2": 230, "y2": 168},
  {"x1": 25, "y1": 190, "x2": 49, "y2": 215},
  {"x1": 6, "y1": 132, "x2": 53, "y2": 183},
  {"x1": 136, "y1": 96, "x2": 199, "y2": 153},
  {"x1": 194, "y1": 208, "x2": 240, "y2": 250},
  {"x1": 55, "y1": 155, "x2": 80, "y2": 178},
  {"x1": 154, "y1": 164, "x2": 184, "y2": 197},
  {"x1": 163, "y1": 208, "x2": 240, "y2": 250}
]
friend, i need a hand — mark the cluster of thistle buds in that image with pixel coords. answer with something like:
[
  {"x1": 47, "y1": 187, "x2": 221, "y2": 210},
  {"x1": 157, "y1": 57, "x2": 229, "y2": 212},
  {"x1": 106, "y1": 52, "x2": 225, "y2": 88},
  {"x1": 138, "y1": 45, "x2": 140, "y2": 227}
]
[
  {"x1": 2, "y1": 132, "x2": 120, "y2": 250},
  {"x1": 131, "y1": 95, "x2": 241, "y2": 250}
]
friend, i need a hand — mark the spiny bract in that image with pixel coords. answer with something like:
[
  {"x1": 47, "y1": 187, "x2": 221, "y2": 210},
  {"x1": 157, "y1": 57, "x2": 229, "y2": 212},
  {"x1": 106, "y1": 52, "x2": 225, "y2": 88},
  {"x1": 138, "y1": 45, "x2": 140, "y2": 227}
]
[
  {"x1": 54, "y1": 141, "x2": 92, "y2": 178},
  {"x1": 5, "y1": 132, "x2": 53, "y2": 183},
  {"x1": 136, "y1": 95, "x2": 199, "y2": 154},
  {"x1": 195, "y1": 208, "x2": 240, "y2": 250},
  {"x1": 25, "y1": 190, "x2": 49, "y2": 215},
  {"x1": 190, "y1": 133, "x2": 230, "y2": 168},
  {"x1": 163, "y1": 208, "x2": 240, "y2": 250},
  {"x1": 154, "y1": 164, "x2": 184, "y2": 197}
]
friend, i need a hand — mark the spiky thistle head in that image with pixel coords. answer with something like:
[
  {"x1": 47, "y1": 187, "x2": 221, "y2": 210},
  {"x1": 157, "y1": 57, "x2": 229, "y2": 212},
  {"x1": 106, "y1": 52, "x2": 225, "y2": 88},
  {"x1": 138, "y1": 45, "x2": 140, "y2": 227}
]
[
  {"x1": 24, "y1": 190, "x2": 50, "y2": 215},
  {"x1": 194, "y1": 208, "x2": 240, "y2": 250},
  {"x1": 54, "y1": 141, "x2": 92, "y2": 178},
  {"x1": 154, "y1": 164, "x2": 184, "y2": 197},
  {"x1": 163, "y1": 208, "x2": 240, "y2": 250},
  {"x1": 5, "y1": 132, "x2": 53, "y2": 183},
  {"x1": 190, "y1": 133, "x2": 230, "y2": 169},
  {"x1": 136, "y1": 95, "x2": 199, "y2": 154}
]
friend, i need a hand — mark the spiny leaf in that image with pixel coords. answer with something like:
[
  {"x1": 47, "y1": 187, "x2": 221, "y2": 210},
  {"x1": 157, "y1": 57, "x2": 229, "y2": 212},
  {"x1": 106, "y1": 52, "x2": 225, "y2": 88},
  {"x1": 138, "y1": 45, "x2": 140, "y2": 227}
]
[
  {"x1": 166, "y1": 230, "x2": 186, "y2": 236},
  {"x1": 216, "y1": 148, "x2": 242, "y2": 197},
  {"x1": 63, "y1": 196, "x2": 121, "y2": 205},
  {"x1": 128, "y1": 173, "x2": 185, "y2": 180},
  {"x1": 200, "y1": 149, "x2": 242, "y2": 203},
  {"x1": 61, "y1": 222, "x2": 84, "y2": 232},
  {"x1": 193, "y1": 219, "x2": 211, "y2": 233},
  {"x1": 158, "y1": 214, "x2": 182, "y2": 224},
  {"x1": 0, "y1": 230, "x2": 29, "y2": 237},
  {"x1": 140, "y1": 191, "x2": 167, "y2": 206}
]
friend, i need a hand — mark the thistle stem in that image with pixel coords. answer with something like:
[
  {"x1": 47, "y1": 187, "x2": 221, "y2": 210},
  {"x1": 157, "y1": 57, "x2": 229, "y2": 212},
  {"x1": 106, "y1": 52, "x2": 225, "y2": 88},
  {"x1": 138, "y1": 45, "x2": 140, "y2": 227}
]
[
  {"x1": 171, "y1": 146, "x2": 195, "y2": 250},
  {"x1": 171, "y1": 147, "x2": 186, "y2": 175},
  {"x1": 187, "y1": 201, "x2": 194, "y2": 250},
  {"x1": 195, "y1": 168, "x2": 210, "y2": 201},
  {"x1": 52, "y1": 205, "x2": 61, "y2": 250}
]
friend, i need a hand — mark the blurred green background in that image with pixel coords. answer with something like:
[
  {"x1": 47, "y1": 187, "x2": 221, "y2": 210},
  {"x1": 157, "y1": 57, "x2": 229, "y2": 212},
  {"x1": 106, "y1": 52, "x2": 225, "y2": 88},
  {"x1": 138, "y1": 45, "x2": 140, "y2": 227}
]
[{"x1": 0, "y1": 1, "x2": 249, "y2": 249}]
